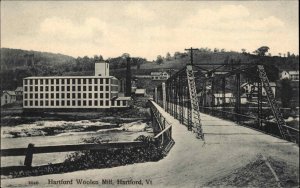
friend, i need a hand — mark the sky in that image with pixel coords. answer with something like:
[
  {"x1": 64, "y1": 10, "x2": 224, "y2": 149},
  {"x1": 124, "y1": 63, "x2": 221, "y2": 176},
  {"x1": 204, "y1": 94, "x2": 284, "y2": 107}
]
[{"x1": 1, "y1": 1, "x2": 299, "y2": 60}]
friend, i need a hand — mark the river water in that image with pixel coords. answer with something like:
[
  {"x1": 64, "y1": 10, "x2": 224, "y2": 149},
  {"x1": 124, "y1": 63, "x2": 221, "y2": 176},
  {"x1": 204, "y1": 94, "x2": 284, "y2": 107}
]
[{"x1": 1, "y1": 120, "x2": 153, "y2": 167}]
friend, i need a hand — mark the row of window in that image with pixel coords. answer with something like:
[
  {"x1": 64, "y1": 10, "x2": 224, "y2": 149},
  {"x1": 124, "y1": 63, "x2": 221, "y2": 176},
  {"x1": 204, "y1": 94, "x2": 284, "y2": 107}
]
[
  {"x1": 24, "y1": 93, "x2": 110, "y2": 99},
  {"x1": 24, "y1": 78, "x2": 112, "y2": 85},
  {"x1": 24, "y1": 100, "x2": 127, "y2": 107},
  {"x1": 24, "y1": 85, "x2": 111, "y2": 92}
]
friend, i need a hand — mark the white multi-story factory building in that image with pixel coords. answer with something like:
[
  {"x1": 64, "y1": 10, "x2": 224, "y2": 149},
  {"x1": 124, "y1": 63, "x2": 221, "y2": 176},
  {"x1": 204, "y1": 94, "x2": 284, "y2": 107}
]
[{"x1": 23, "y1": 62, "x2": 131, "y2": 110}]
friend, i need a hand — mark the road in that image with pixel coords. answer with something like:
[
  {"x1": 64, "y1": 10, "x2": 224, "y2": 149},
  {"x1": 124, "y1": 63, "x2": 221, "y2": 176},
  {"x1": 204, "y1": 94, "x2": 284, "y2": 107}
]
[{"x1": 1, "y1": 101, "x2": 299, "y2": 187}]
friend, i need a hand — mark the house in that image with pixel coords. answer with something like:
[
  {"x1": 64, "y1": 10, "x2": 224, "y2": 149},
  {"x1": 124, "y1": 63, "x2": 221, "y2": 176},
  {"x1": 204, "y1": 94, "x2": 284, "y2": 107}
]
[
  {"x1": 15, "y1": 87, "x2": 23, "y2": 101},
  {"x1": 151, "y1": 72, "x2": 170, "y2": 80},
  {"x1": 241, "y1": 82, "x2": 276, "y2": 98},
  {"x1": 280, "y1": 70, "x2": 299, "y2": 81},
  {"x1": 1, "y1": 91, "x2": 16, "y2": 106},
  {"x1": 213, "y1": 93, "x2": 235, "y2": 105},
  {"x1": 135, "y1": 89, "x2": 146, "y2": 97}
]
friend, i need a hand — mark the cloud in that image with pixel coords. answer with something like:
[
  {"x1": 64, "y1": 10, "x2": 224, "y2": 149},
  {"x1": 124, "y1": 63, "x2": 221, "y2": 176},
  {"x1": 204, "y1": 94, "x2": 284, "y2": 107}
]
[
  {"x1": 124, "y1": 3, "x2": 157, "y2": 22},
  {"x1": 39, "y1": 17, "x2": 107, "y2": 40}
]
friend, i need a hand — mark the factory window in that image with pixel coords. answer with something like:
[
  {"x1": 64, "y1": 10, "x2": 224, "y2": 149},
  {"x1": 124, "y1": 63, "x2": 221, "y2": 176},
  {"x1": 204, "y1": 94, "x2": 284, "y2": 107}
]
[
  {"x1": 123, "y1": 101, "x2": 126, "y2": 106},
  {"x1": 100, "y1": 86, "x2": 103, "y2": 91},
  {"x1": 30, "y1": 86, "x2": 33, "y2": 92},
  {"x1": 35, "y1": 94, "x2": 38, "y2": 98},
  {"x1": 100, "y1": 100, "x2": 103, "y2": 106},
  {"x1": 25, "y1": 94, "x2": 28, "y2": 99},
  {"x1": 67, "y1": 86, "x2": 70, "y2": 91},
  {"x1": 40, "y1": 79, "x2": 43, "y2": 84},
  {"x1": 35, "y1": 86, "x2": 38, "y2": 91},
  {"x1": 100, "y1": 79, "x2": 103, "y2": 84},
  {"x1": 72, "y1": 79, "x2": 76, "y2": 84},
  {"x1": 89, "y1": 100, "x2": 92, "y2": 106},
  {"x1": 25, "y1": 87, "x2": 28, "y2": 92},
  {"x1": 72, "y1": 100, "x2": 76, "y2": 106},
  {"x1": 56, "y1": 93, "x2": 59, "y2": 98},
  {"x1": 51, "y1": 79, "x2": 54, "y2": 85},
  {"x1": 67, "y1": 93, "x2": 70, "y2": 98},
  {"x1": 89, "y1": 79, "x2": 92, "y2": 84},
  {"x1": 46, "y1": 93, "x2": 49, "y2": 98},
  {"x1": 78, "y1": 93, "x2": 81, "y2": 99},
  {"x1": 51, "y1": 86, "x2": 54, "y2": 91},
  {"x1": 78, "y1": 101, "x2": 81, "y2": 106},
  {"x1": 83, "y1": 79, "x2": 86, "y2": 84},
  {"x1": 56, "y1": 86, "x2": 59, "y2": 91},
  {"x1": 111, "y1": 101, "x2": 115, "y2": 106},
  {"x1": 94, "y1": 100, "x2": 98, "y2": 106},
  {"x1": 51, "y1": 101, "x2": 54, "y2": 106},
  {"x1": 106, "y1": 86, "x2": 109, "y2": 91},
  {"x1": 62, "y1": 79, "x2": 65, "y2": 84},
  {"x1": 72, "y1": 86, "x2": 76, "y2": 91},
  {"x1": 94, "y1": 79, "x2": 98, "y2": 84},
  {"x1": 94, "y1": 86, "x2": 98, "y2": 91},
  {"x1": 45, "y1": 79, "x2": 49, "y2": 85},
  {"x1": 89, "y1": 93, "x2": 92, "y2": 98},
  {"x1": 51, "y1": 93, "x2": 54, "y2": 98},
  {"x1": 67, "y1": 101, "x2": 70, "y2": 106},
  {"x1": 100, "y1": 93, "x2": 103, "y2": 98},
  {"x1": 78, "y1": 86, "x2": 81, "y2": 91},
  {"x1": 106, "y1": 79, "x2": 109, "y2": 84},
  {"x1": 35, "y1": 101, "x2": 38, "y2": 106},
  {"x1": 30, "y1": 101, "x2": 33, "y2": 106},
  {"x1": 61, "y1": 86, "x2": 65, "y2": 91},
  {"x1": 40, "y1": 101, "x2": 44, "y2": 106},
  {"x1": 67, "y1": 79, "x2": 70, "y2": 84},
  {"x1": 94, "y1": 93, "x2": 98, "y2": 98},
  {"x1": 40, "y1": 86, "x2": 44, "y2": 91},
  {"x1": 83, "y1": 101, "x2": 86, "y2": 106},
  {"x1": 72, "y1": 93, "x2": 76, "y2": 98},
  {"x1": 56, "y1": 100, "x2": 59, "y2": 106},
  {"x1": 45, "y1": 86, "x2": 49, "y2": 91},
  {"x1": 117, "y1": 101, "x2": 120, "y2": 106},
  {"x1": 40, "y1": 93, "x2": 44, "y2": 99},
  {"x1": 45, "y1": 101, "x2": 49, "y2": 106},
  {"x1": 35, "y1": 80, "x2": 38, "y2": 85},
  {"x1": 56, "y1": 79, "x2": 59, "y2": 84},
  {"x1": 83, "y1": 86, "x2": 86, "y2": 91},
  {"x1": 24, "y1": 80, "x2": 28, "y2": 85},
  {"x1": 89, "y1": 86, "x2": 92, "y2": 91},
  {"x1": 105, "y1": 100, "x2": 109, "y2": 106},
  {"x1": 30, "y1": 94, "x2": 33, "y2": 99},
  {"x1": 78, "y1": 79, "x2": 81, "y2": 84},
  {"x1": 105, "y1": 93, "x2": 109, "y2": 98},
  {"x1": 61, "y1": 93, "x2": 65, "y2": 99},
  {"x1": 61, "y1": 101, "x2": 65, "y2": 106},
  {"x1": 24, "y1": 101, "x2": 28, "y2": 106}
]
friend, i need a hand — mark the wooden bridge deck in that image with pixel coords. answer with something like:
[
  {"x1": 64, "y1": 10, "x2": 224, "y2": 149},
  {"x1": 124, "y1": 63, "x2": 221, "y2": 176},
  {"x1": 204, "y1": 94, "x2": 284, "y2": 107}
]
[{"x1": 1, "y1": 101, "x2": 299, "y2": 187}]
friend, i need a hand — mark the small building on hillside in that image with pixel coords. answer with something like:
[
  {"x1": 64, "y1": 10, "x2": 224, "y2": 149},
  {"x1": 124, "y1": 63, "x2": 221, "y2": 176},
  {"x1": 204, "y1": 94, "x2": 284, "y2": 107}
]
[
  {"x1": 280, "y1": 70, "x2": 299, "y2": 81},
  {"x1": 151, "y1": 72, "x2": 170, "y2": 80},
  {"x1": 1, "y1": 91, "x2": 16, "y2": 106},
  {"x1": 15, "y1": 87, "x2": 23, "y2": 101},
  {"x1": 135, "y1": 89, "x2": 146, "y2": 97}
]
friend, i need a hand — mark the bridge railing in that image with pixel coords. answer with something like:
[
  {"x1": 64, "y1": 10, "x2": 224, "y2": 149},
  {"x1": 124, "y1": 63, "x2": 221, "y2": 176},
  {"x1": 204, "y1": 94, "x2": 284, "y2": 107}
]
[
  {"x1": 200, "y1": 106, "x2": 299, "y2": 144},
  {"x1": 149, "y1": 100, "x2": 174, "y2": 154}
]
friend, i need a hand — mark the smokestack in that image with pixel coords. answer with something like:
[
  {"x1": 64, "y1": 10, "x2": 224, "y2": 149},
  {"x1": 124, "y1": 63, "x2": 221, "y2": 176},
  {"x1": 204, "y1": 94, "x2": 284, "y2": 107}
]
[{"x1": 125, "y1": 57, "x2": 132, "y2": 96}]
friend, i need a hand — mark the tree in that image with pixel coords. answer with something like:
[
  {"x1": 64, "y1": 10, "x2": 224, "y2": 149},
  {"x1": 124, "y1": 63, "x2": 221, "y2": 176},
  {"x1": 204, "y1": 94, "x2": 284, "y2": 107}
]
[
  {"x1": 280, "y1": 79, "x2": 292, "y2": 108},
  {"x1": 254, "y1": 46, "x2": 269, "y2": 56},
  {"x1": 166, "y1": 52, "x2": 171, "y2": 61},
  {"x1": 241, "y1": 49, "x2": 246, "y2": 54},
  {"x1": 156, "y1": 55, "x2": 163, "y2": 65},
  {"x1": 278, "y1": 53, "x2": 282, "y2": 57}
]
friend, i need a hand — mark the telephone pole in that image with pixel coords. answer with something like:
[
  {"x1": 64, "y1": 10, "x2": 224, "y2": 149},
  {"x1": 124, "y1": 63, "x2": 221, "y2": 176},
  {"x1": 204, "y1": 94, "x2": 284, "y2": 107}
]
[{"x1": 185, "y1": 47, "x2": 199, "y2": 65}]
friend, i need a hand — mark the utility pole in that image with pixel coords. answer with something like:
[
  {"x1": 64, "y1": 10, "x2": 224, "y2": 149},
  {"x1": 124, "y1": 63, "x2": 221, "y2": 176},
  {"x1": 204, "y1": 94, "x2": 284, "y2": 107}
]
[{"x1": 185, "y1": 47, "x2": 199, "y2": 65}]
